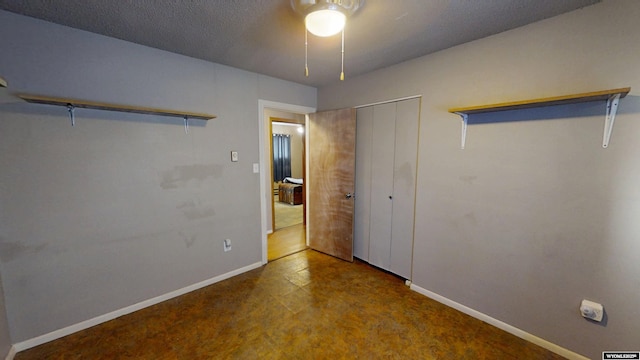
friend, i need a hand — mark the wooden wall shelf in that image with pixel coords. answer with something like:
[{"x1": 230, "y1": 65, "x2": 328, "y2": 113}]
[
  {"x1": 449, "y1": 88, "x2": 630, "y2": 115},
  {"x1": 17, "y1": 93, "x2": 216, "y2": 121},
  {"x1": 0, "y1": 76, "x2": 24, "y2": 105},
  {"x1": 449, "y1": 87, "x2": 631, "y2": 149}
]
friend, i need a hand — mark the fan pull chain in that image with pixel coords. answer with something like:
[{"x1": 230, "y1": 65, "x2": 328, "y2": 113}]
[
  {"x1": 340, "y1": 29, "x2": 345, "y2": 81},
  {"x1": 305, "y1": 29, "x2": 309, "y2": 77}
]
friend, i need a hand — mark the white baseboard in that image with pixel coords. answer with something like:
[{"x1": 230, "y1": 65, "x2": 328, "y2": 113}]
[
  {"x1": 4, "y1": 345, "x2": 16, "y2": 360},
  {"x1": 409, "y1": 284, "x2": 589, "y2": 360},
  {"x1": 13, "y1": 261, "x2": 263, "y2": 352}
]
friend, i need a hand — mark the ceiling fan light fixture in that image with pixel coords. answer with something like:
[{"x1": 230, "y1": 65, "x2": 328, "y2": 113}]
[
  {"x1": 305, "y1": 9, "x2": 346, "y2": 37},
  {"x1": 291, "y1": 0, "x2": 364, "y2": 80}
]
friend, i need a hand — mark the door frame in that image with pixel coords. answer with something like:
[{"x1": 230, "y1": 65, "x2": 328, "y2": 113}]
[{"x1": 258, "y1": 100, "x2": 316, "y2": 265}]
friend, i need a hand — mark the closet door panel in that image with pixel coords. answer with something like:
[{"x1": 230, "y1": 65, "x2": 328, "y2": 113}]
[
  {"x1": 390, "y1": 98, "x2": 420, "y2": 279},
  {"x1": 354, "y1": 107, "x2": 374, "y2": 261},
  {"x1": 368, "y1": 103, "x2": 396, "y2": 270}
]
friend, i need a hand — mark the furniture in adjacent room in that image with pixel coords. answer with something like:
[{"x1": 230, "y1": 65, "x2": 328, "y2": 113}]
[{"x1": 279, "y1": 182, "x2": 303, "y2": 205}]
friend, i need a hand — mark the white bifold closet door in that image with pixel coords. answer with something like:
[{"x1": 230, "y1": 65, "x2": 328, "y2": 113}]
[{"x1": 354, "y1": 98, "x2": 420, "y2": 279}]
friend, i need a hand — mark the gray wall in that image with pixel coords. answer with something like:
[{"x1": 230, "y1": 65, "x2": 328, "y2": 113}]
[
  {"x1": 319, "y1": 1, "x2": 639, "y2": 359},
  {"x1": 0, "y1": 10, "x2": 315, "y2": 343}
]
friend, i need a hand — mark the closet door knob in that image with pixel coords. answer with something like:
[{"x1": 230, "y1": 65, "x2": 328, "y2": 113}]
[{"x1": 345, "y1": 193, "x2": 353, "y2": 199}]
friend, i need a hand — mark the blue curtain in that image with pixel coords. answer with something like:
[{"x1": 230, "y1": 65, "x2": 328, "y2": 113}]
[{"x1": 273, "y1": 134, "x2": 291, "y2": 182}]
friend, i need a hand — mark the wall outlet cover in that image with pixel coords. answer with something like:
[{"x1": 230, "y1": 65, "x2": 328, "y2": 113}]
[{"x1": 580, "y1": 299, "x2": 604, "y2": 322}]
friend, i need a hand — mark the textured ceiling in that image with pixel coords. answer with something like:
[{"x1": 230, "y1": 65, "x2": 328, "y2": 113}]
[{"x1": 0, "y1": 0, "x2": 600, "y2": 87}]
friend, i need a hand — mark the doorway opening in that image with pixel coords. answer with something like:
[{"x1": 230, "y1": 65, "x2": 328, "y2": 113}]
[
  {"x1": 269, "y1": 117, "x2": 306, "y2": 260},
  {"x1": 258, "y1": 100, "x2": 316, "y2": 264}
]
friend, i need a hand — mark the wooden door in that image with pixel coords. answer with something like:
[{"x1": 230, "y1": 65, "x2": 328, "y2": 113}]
[{"x1": 308, "y1": 108, "x2": 356, "y2": 261}]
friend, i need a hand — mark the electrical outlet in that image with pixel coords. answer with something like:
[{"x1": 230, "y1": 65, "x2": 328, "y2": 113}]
[
  {"x1": 223, "y1": 239, "x2": 232, "y2": 252},
  {"x1": 580, "y1": 299, "x2": 604, "y2": 322}
]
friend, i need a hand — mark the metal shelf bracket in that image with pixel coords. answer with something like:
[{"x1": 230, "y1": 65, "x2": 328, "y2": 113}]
[
  {"x1": 455, "y1": 112, "x2": 468, "y2": 149},
  {"x1": 602, "y1": 93, "x2": 621, "y2": 148},
  {"x1": 67, "y1": 104, "x2": 76, "y2": 127}
]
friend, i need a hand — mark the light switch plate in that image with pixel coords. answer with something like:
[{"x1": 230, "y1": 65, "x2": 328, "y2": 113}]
[{"x1": 230, "y1": 151, "x2": 238, "y2": 162}]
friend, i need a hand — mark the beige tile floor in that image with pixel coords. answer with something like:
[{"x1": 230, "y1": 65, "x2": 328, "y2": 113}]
[{"x1": 15, "y1": 250, "x2": 566, "y2": 359}]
